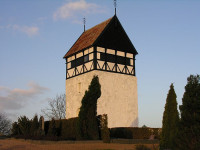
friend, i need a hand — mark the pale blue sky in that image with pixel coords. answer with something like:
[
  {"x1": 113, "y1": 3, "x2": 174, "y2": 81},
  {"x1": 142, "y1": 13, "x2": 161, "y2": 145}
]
[{"x1": 0, "y1": 0, "x2": 199, "y2": 127}]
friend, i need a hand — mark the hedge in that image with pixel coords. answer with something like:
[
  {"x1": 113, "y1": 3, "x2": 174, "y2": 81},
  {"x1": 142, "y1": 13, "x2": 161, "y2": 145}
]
[
  {"x1": 13, "y1": 116, "x2": 161, "y2": 141},
  {"x1": 110, "y1": 127, "x2": 161, "y2": 139},
  {"x1": 44, "y1": 116, "x2": 102, "y2": 140},
  {"x1": 44, "y1": 117, "x2": 78, "y2": 140},
  {"x1": 59, "y1": 118, "x2": 77, "y2": 140}
]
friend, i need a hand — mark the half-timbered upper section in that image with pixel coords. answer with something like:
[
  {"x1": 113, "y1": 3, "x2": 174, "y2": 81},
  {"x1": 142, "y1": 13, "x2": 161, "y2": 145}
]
[{"x1": 64, "y1": 15, "x2": 138, "y2": 79}]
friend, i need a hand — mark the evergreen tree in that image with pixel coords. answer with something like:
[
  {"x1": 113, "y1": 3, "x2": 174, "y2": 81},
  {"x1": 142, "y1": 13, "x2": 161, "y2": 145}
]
[
  {"x1": 11, "y1": 122, "x2": 20, "y2": 136},
  {"x1": 18, "y1": 116, "x2": 31, "y2": 138},
  {"x1": 77, "y1": 75, "x2": 101, "y2": 140},
  {"x1": 160, "y1": 84, "x2": 179, "y2": 150},
  {"x1": 30, "y1": 114, "x2": 39, "y2": 136},
  {"x1": 176, "y1": 75, "x2": 200, "y2": 150},
  {"x1": 38, "y1": 116, "x2": 45, "y2": 136}
]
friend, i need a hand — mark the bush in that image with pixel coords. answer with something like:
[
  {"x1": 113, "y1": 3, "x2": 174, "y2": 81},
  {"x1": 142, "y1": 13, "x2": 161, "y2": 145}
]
[
  {"x1": 110, "y1": 127, "x2": 161, "y2": 139},
  {"x1": 12, "y1": 115, "x2": 103, "y2": 141},
  {"x1": 100, "y1": 114, "x2": 110, "y2": 143},
  {"x1": 43, "y1": 117, "x2": 78, "y2": 140},
  {"x1": 60, "y1": 118, "x2": 78, "y2": 140},
  {"x1": 135, "y1": 145, "x2": 151, "y2": 150},
  {"x1": 44, "y1": 121, "x2": 50, "y2": 135},
  {"x1": 48, "y1": 118, "x2": 57, "y2": 136}
]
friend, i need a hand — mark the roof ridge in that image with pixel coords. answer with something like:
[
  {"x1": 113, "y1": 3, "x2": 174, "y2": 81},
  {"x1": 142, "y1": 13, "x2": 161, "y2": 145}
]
[{"x1": 84, "y1": 16, "x2": 113, "y2": 33}]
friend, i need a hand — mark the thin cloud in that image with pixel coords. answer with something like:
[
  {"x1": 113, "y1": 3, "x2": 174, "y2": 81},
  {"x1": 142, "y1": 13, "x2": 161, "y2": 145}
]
[
  {"x1": 53, "y1": 0, "x2": 106, "y2": 21},
  {"x1": 12, "y1": 25, "x2": 39, "y2": 36},
  {"x1": 1, "y1": 24, "x2": 39, "y2": 37},
  {"x1": 0, "y1": 82, "x2": 49, "y2": 111}
]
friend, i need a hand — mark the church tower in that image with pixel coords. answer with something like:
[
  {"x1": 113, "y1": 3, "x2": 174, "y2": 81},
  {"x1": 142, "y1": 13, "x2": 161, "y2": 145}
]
[{"x1": 63, "y1": 15, "x2": 138, "y2": 128}]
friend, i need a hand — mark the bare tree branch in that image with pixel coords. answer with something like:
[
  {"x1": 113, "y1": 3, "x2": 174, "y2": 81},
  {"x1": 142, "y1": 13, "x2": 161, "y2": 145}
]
[
  {"x1": 0, "y1": 112, "x2": 12, "y2": 135},
  {"x1": 41, "y1": 93, "x2": 66, "y2": 120}
]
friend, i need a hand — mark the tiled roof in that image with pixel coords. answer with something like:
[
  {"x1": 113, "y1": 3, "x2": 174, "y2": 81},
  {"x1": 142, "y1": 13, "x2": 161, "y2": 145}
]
[{"x1": 64, "y1": 17, "x2": 113, "y2": 58}]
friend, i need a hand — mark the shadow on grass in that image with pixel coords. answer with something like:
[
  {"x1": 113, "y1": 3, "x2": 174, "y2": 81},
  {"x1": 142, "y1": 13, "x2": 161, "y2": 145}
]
[{"x1": 0, "y1": 136, "x2": 10, "y2": 139}]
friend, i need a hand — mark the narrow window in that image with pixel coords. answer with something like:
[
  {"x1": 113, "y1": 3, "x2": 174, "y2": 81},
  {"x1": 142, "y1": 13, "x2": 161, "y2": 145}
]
[
  {"x1": 100, "y1": 53, "x2": 130, "y2": 65},
  {"x1": 126, "y1": 58, "x2": 130, "y2": 65},
  {"x1": 84, "y1": 55, "x2": 89, "y2": 62}
]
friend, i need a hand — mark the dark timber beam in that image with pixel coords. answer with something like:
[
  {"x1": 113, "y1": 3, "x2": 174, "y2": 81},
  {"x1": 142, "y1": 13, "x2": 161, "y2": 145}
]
[{"x1": 93, "y1": 47, "x2": 97, "y2": 70}]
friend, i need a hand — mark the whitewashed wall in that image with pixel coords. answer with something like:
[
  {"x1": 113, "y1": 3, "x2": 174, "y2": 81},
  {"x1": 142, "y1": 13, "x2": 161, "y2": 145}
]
[{"x1": 66, "y1": 70, "x2": 138, "y2": 128}]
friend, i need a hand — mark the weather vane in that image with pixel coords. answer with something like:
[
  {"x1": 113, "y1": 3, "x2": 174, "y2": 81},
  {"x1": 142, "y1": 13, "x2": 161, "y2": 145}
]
[
  {"x1": 83, "y1": 17, "x2": 86, "y2": 32},
  {"x1": 114, "y1": 0, "x2": 117, "y2": 15}
]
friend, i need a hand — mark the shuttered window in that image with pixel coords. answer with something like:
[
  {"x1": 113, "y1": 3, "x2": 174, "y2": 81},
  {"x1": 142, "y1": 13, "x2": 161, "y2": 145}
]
[
  {"x1": 100, "y1": 53, "x2": 130, "y2": 65},
  {"x1": 71, "y1": 54, "x2": 89, "y2": 68}
]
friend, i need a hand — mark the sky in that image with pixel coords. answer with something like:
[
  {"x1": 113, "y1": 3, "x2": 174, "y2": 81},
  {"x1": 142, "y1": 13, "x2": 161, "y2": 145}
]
[{"x1": 0, "y1": 0, "x2": 199, "y2": 128}]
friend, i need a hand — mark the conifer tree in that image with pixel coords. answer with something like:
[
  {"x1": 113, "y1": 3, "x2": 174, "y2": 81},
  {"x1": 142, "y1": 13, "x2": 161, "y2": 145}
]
[
  {"x1": 11, "y1": 122, "x2": 20, "y2": 136},
  {"x1": 30, "y1": 114, "x2": 39, "y2": 136},
  {"x1": 160, "y1": 84, "x2": 179, "y2": 150},
  {"x1": 77, "y1": 75, "x2": 101, "y2": 140},
  {"x1": 18, "y1": 116, "x2": 31, "y2": 138},
  {"x1": 38, "y1": 116, "x2": 45, "y2": 136},
  {"x1": 176, "y1": 75, "x2": 200, "y2": 150}
]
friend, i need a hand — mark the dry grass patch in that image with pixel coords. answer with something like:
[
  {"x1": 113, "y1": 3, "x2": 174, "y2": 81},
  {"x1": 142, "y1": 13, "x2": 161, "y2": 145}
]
[{"x1": 0, "y1": 138, "x2": 158, "y2": 150}]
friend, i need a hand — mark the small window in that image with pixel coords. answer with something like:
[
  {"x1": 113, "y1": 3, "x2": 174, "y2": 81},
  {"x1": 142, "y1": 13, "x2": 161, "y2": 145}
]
[
  {"x1": 84, "y1": 55, "x2": 89, "y2": 62},
  {"x1": 126, "y1": 58, "x2": 130, "y2": 66},
  {"x1": 71, "y1": 60, "x2": 75, "y2": 68},
  {"x1": 117, "y1": 55, "x2": 125, "y2": 64}
]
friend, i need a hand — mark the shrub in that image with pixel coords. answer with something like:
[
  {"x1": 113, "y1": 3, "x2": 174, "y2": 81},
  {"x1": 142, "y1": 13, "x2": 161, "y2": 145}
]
[
  {"x1": 12, "y1": 115, "x2": 103, "y2": 141},
  {"x1": 135, "y1": 145, "x2": 151, "y2": 150},
  {"x1": 48, "y1": 118, "x2": 57, "y2": 136},
  {"x1": 43, "y1": 117, "x2": 78, "y2": 140},
  {"x1": 60, "y1": 118, "x2": 78, "y2": 140},
  {"x1": 110, "y1": 127, "x2": 161, "y2": 139},
  {"x1": 44, "y1": 121, "x2": 50, "y2": 135},
  {"x1": 100, "y1": 114, "x2": 110, "y2": 143}
]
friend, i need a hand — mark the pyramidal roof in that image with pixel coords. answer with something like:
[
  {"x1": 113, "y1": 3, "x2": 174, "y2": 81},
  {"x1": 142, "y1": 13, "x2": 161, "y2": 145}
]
[{"x1": 64, "y1": 15, "x2": 137, "y2": 58}]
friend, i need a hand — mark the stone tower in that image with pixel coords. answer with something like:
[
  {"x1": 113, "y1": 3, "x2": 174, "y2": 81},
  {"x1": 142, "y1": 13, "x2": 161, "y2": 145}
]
[{"x1": 63, "y1": 15, "x2": 138, "y2": 128}]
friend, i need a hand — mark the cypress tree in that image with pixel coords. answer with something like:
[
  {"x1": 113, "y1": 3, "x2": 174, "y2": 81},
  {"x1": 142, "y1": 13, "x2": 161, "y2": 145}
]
[
  {"x1": 38, "y1": 116, "x2": 45, "y2": 136},
  {"x1": 77, "y1": 75, "x2": 101, "y2": 140},
  {"x1": 30, "y1": 114, "x2": 39, "y2": 136},
  {"x1": 160, "y1": 84, "x2": 179, "y2": 150},
  {"x1": 176, "y1": 75, "x2": 200, "y2": 150}
]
